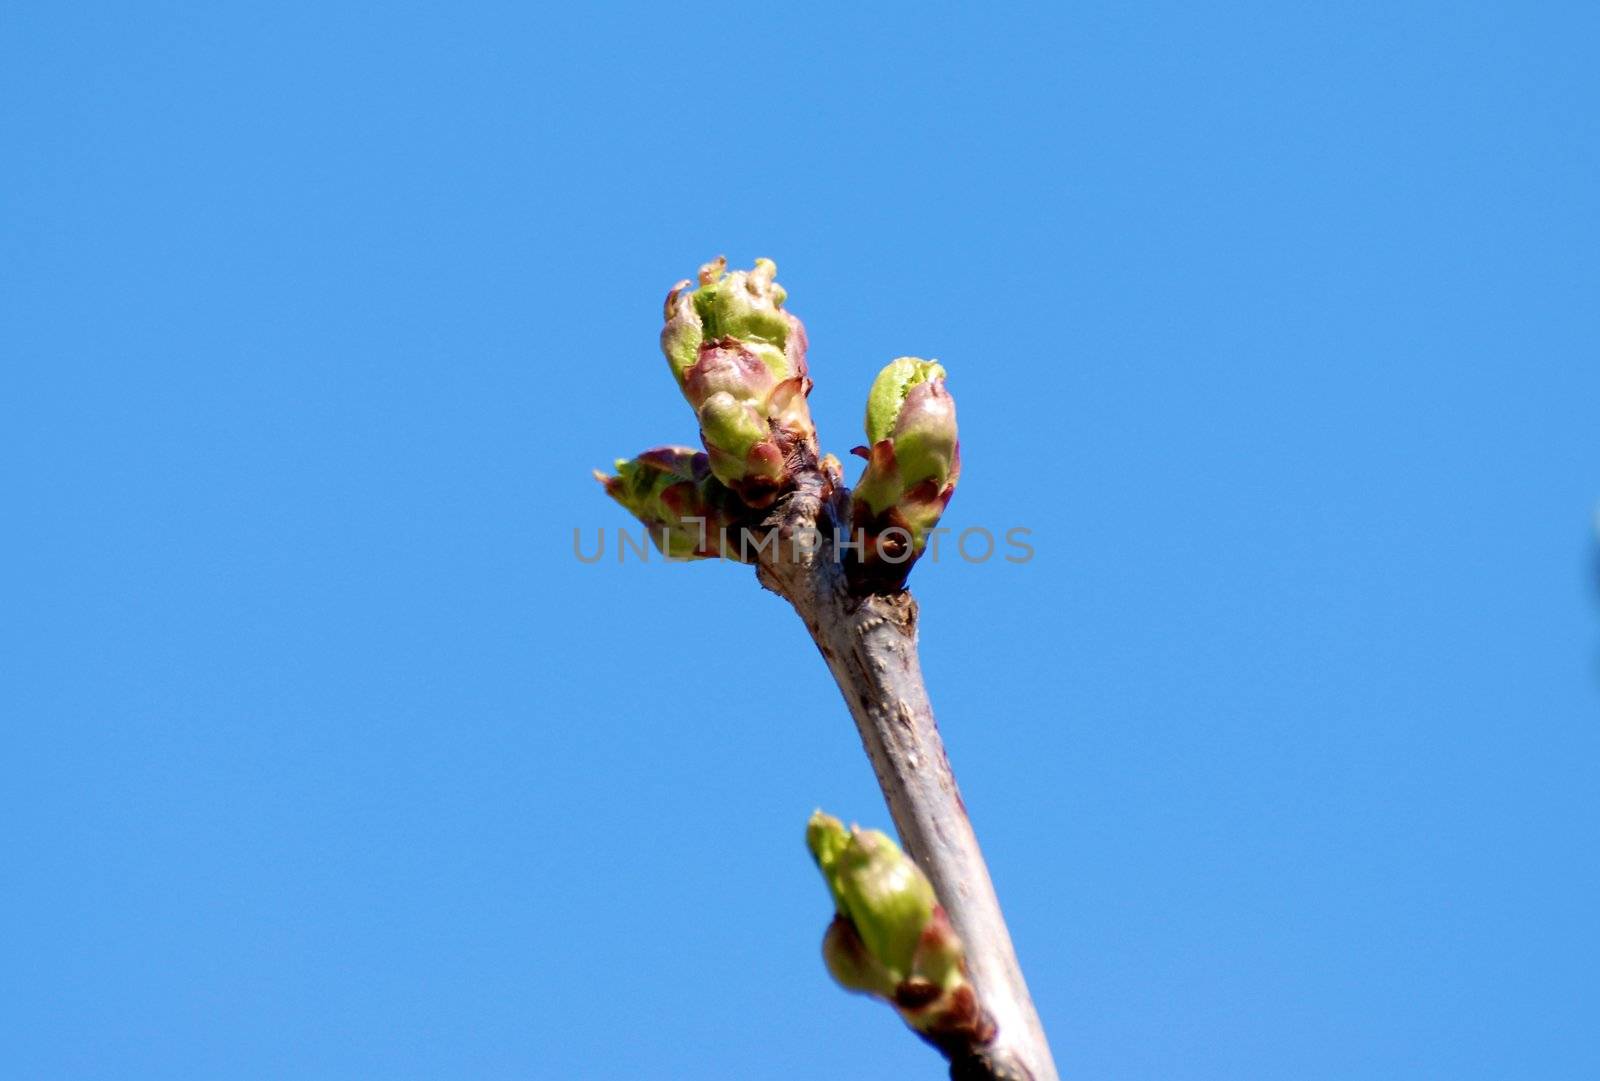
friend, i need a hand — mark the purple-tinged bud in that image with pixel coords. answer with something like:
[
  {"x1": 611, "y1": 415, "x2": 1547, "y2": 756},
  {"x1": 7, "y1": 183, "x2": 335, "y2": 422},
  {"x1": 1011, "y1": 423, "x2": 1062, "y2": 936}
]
[
  {"x1": 595, "y1": 446, "x2": 750, "y2": 561},
  {"x1": 659, "y1": 258, "x2": 819, "y2": 508},
  {"x1": 848, "y1": 359, "x2": 961, "y2": 591}
]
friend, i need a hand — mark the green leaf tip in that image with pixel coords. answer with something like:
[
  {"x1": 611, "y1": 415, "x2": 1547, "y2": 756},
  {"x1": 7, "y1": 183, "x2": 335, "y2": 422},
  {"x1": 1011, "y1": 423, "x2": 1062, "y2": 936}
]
[{"x1": 865, "y1": 357, "x2": 947, "y2": 445}]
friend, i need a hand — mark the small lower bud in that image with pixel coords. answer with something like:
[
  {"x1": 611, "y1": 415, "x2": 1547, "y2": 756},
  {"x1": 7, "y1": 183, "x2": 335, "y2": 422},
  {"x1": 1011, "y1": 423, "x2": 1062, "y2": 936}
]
[{"x1": 805, "y1": 809, "x2": 992, "y2": 1050}]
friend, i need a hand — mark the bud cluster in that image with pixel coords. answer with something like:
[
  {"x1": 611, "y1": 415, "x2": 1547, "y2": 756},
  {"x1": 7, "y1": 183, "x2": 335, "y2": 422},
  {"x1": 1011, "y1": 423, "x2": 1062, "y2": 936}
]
[{"x1": 599, "y1": 257, "x2": 962, "y2": 593}]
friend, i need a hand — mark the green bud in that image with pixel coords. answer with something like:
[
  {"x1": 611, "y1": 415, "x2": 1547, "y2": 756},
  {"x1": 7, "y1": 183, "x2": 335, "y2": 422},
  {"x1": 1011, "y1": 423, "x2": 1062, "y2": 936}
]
[
  {"x1": 807, "y1": 811, "x2": 935, "y2": 983},
  {"x1": 848, "y1": 360, "x2": 961, "y2": 590},
  {"x1": 834, "y1": 829, "x2": 936, "y2": 981},
  {"x1": 595, "y1": 446, "x2": 748, "y2": 561},
  {"x1": 805, "y1": 810, "x2": 986, "y2": 1043},
  {"x1": 659, "y1": 259, "x2": 819, "y2": 508}
]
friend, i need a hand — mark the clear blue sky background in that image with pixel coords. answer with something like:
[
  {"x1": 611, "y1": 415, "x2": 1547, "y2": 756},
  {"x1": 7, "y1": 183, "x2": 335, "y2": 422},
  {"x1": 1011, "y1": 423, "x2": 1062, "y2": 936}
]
[{"x1": 4, "y1": 3, "x2": 1597, "y2": 1079}]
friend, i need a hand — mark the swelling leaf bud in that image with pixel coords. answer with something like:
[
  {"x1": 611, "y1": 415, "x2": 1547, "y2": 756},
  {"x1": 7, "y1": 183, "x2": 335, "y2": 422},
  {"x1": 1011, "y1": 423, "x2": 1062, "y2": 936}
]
[
  {"x1": 849, "y1": 359, "x2": 961, "y2": 591},
  {"x1": 804, "y1": 810, "x2": 988, "y2": 1043},
  {"x1": 833, "y1": 828, "x2": 937, "y2": 981},
  {"x1": 807, "y1": 811, "x2": 935, "y2": 983},
  {"x1": 658, "y1": 258, "x2": 818, "y2": 507},
  {"x1": 595, "y1": 446, "x2": 750, "y2": 561}
]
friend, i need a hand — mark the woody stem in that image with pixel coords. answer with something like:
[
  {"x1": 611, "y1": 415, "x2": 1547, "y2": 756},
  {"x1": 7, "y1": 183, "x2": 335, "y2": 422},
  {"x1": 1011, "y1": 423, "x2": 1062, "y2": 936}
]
[{"x1": 756, "y1": 475, "x2": 1059, "y2": 1081}]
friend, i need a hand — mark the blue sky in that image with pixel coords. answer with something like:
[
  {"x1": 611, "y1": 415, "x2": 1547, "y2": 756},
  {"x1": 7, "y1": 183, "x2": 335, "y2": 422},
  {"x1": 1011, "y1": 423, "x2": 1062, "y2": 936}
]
[{"x1": 4, "y1": 3, "x2": 1597, "y2": 1078}]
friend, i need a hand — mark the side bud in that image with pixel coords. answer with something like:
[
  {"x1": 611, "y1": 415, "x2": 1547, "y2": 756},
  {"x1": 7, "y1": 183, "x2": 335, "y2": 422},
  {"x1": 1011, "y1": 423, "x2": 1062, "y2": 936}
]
[
  {"x1": 805, "y1": 810, "x2": 992, "y2": 1050},
  {"x1": 848, "y1": 358, "x2": 961, "y2": 591},
  {"x1": 658, "y1": 258, "x2": 817, "y2": 508},
  {"x1": 595, "y1": 446, "x2": 751, "y2": 561},
  {"x1": 808, "y1": 812, "x2": 936, "y2": 984}
]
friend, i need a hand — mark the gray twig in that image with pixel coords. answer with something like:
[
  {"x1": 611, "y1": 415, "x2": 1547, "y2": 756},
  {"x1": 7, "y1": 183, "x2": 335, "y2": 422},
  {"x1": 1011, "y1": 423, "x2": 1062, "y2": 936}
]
[{"x1": 757, "y1": 474, "x2": 1059, "y2": 1081}]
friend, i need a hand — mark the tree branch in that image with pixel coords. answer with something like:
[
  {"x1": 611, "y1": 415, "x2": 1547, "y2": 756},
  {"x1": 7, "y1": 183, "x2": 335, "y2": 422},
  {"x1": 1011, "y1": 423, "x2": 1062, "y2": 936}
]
[{"x1": 757, "y1": 475, "x2": 1059, "y2": 1081}]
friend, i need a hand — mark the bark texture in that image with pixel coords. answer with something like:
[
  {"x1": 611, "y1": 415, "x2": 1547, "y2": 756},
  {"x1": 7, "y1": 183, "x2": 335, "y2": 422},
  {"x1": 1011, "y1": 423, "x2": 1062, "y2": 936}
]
[{"x1": 757, "y1": 475, "x2": 1059, "y2": 1081}]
